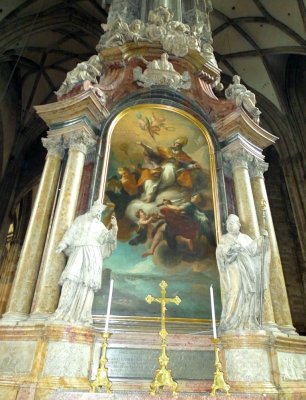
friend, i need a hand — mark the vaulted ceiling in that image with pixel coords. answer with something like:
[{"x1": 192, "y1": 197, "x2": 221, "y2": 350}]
[
  {"x1": 212, "y1": 0, "x2": 306, "y2": 109},
  {"x1": 0, "y1": 0, "x2": 305, "y2": 178}
]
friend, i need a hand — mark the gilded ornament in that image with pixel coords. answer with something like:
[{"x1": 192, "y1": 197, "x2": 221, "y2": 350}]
[{"x1": 145, "y1": 280, "x2": 181, "y2": 397}]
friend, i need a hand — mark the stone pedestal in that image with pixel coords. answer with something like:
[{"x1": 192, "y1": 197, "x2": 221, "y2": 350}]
[
  {"x1": 0, "y1": 324, "x2": 305, "y2": 400},
  {"x1": 48, "y1": 393, "x2": 274, "y2": 400}
]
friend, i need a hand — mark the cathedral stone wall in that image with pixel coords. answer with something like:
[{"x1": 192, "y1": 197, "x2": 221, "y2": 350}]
[{"x1": 265, "y1": 148, "x2": 306, "y2": 334}]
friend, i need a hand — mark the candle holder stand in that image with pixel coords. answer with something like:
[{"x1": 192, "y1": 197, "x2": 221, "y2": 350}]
[
  {"x1": 90, "y1": 332, "x2": 112, "y2": 394},
  {"x1": 210, "y1": 338, "x2": 230, "y2": 397},
  {"x1": 150, "y1": 328, "x2": 178, "y2": 397}
]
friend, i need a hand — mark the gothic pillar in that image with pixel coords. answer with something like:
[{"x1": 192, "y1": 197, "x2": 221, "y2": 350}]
[
  {"x1": 30, "y1": 130, "x2": 96, "y2": 319},
  {"x1": 250, "y1": 159, "x2": 296, "y2": 334},
  {"x1": 0, "y1": 137, "x2": 64, "y2": 323},
  {"x1": 224, "y1": 148, "x2": 260, "y2": 239},
  {"x1": 0, "y1": 242, "x2": 22, "y2": 315}
]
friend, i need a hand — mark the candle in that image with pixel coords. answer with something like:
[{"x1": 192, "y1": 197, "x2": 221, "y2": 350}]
[
  {"x1": 210, "y1": 284, "x2": 217, "y2": 339},
  {"x1": 104, "y1": 279, "x2": 114, "y2": 333}
]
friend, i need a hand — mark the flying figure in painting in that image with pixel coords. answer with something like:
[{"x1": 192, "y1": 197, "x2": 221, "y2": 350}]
[
  {"x1": 129, "y1": 209, "x2": 165, "y2": 249},
  {"x1": 129, "y1": 194, "x2": 215, "y2": 258},
  {"x1": 161, "y1": 194, "x2": 216, "y2": 248},
  {"x1": 135, "y1": 111, "x2": 174, "y2": 141}
]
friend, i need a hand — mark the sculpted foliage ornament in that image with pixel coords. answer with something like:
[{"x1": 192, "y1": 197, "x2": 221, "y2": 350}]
[{"x1": 133, "y1": 53, "x2": 191, "y2": 90}]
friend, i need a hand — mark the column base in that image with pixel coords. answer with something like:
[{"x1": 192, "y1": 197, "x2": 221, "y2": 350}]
[
  {"x1": 0, "y1": 311, "x2": 28, "y2": 325},
  {"x1": 279, "y1": 325, "x2": 298, "y2": 336},
  {"x1": 220, "y1": 328, "x2": 268, "y2": 336},
  {"x1": 262, "y1": 322, "x2": 282, "y2": 334},
  {"x1": 21, "y1": 312, "x2": 52, "y2": 325},
  {"x1": 45, "y1": 319, "x2": 94, "y2": 329}
]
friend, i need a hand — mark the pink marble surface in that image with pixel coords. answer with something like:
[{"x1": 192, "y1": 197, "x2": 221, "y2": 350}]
[
  {"x1": 48, "y1": 391, "x2": 272, "y2": 400},
  {"x1": 16, "y1": 385, "x2": 36, "y2": 400}
]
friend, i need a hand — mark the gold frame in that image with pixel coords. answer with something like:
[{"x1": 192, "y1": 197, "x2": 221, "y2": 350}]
[{"x1": 95, "y1": 103, "x2": 221, "y2": 327}]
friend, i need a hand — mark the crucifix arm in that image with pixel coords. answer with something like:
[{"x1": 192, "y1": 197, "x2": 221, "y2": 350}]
[{"x1": 145, "y1": 294, "x2": 161, "y2": 304}]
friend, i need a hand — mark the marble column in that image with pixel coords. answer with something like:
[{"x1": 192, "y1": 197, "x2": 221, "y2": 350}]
[
  {"x1": 30, "y1": 131, "x2": 96, "y2": 319},
  {"x1": 225, "y1": 149, "x2": 260, "y2": 239},
  {"x1": 0, "y1": 137, "x2": 64, "y2": 323},
  {"x1": 250, "y1": 159, "x2": 296, "y2": 334}
]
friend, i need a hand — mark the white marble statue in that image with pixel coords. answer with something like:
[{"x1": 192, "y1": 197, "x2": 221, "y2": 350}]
[
  {"x1": 96, "y1": 5, "x2": 219, "y2": 61},
  {"x1": 51, "y1": 200, "x2": 117, "y2": 325},
  {"x1": 216, "y1": 214, "x2": 270, "y2": 332},
  {"x1": 99, "y1": 17, "x2": 131, "y2": 48},
  {"x1": 162, "y1": 20, "x2": 190, "y2": 57},
  {"x1": 55, "y1": 55, "x2": 104, "y2": 98},
  {"x1": 225, "y1": 75, "x2": 261, "y2": 123},
  {"x1": 129, "y1": 19, "x2": 148, "y2": 43}
]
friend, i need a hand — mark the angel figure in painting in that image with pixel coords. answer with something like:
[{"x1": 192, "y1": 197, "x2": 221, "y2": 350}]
[
  {"x1": 162, "y1": 194, "x2": 215, "y2": 247},
  {"x1": 216, "y1": 214, "x2": 270, "y2": 332},
  {"x1": 51, "y1": 200, "x2": 117, "y2": 325}
]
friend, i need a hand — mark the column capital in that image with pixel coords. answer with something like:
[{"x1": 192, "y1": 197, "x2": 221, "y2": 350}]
[
  {"x1": 249, "y1": 159, "x2": 269, "y2": 178},
  {"x1": 223, "y1": 148, "x2": 253, "y2": 170},
  {"x1": 42, "y1": 136, "x2": 65, "y2": 159},
  {"x1": 64, "y1": 130, "x2": 97, "y2": 155}
]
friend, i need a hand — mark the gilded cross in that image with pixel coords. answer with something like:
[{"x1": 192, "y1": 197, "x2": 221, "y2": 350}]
[
  {"x1": 145, "y1": 280, "x2": 181, "y2": 396},
  {"x1": 146, "y1": 280, "x2": 181, "y2": 339}
]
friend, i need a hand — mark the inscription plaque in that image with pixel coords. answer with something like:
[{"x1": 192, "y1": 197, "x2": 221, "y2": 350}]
[{"x1": 92, "y1": 347, "x2": 214, "y2": 380}]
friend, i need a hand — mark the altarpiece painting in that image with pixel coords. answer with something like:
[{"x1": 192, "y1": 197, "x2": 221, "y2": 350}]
[{"x1": 93, "y1": 105, "x2": 221, "y2": 321}]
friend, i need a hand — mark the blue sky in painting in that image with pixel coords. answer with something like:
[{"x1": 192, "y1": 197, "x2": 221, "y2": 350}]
[{"x1": 94, "y1": 240, "x2": 221, "y2": 319}]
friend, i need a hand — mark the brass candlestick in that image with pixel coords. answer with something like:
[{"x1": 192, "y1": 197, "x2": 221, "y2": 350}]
[
  {"x1": 210, "y1": 338, "x2": 230, "y2": 397},
  {"x1": 90, "y1": 332, "x2": 112, "y2": 394},
  {"x1": 146, "y1": 280, "x2": 181, "y2": 397}
]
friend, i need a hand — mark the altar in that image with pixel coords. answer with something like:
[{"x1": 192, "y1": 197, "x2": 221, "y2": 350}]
[{"x1": 0, "y1": 1, "x2": 306, "y2": 400}]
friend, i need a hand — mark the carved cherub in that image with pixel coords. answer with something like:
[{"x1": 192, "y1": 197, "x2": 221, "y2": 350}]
[
  {"x1": 148, "y1": 6, "x2": 173, "y2": 26},
  {"x1": 98, "y1": 16, "x2": 130, "y2": 48},
  {"x1": 129, "y1": 19, "x2": 148, "y2": 43}
]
